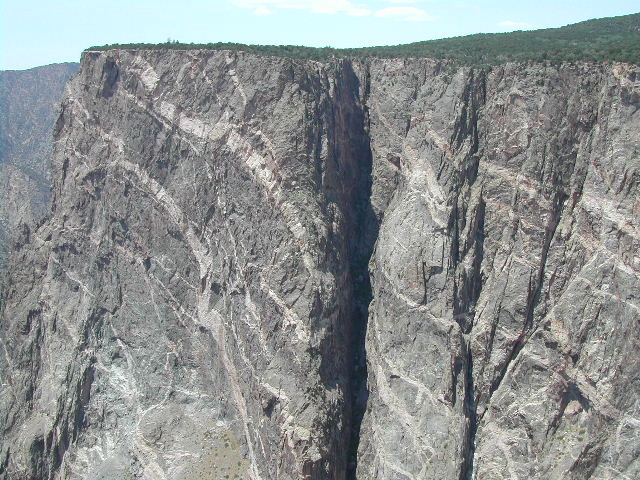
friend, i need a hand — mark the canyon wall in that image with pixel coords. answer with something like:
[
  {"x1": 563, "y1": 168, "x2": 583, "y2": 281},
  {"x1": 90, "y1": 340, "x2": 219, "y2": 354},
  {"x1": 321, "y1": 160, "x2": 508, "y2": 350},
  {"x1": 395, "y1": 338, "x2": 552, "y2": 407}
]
[
  {"x1": 0, "y1": 50, "x2": 638, "y2": 480},
  {"x1": 359, "y1": 59, "x2": 640, "y2": 480}
]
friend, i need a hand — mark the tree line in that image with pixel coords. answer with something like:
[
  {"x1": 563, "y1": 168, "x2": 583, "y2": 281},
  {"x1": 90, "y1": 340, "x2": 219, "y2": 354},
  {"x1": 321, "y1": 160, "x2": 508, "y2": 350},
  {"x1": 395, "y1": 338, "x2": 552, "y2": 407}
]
[{"x1": 87, "y1": 13, "x2": 640, "y2": 66}]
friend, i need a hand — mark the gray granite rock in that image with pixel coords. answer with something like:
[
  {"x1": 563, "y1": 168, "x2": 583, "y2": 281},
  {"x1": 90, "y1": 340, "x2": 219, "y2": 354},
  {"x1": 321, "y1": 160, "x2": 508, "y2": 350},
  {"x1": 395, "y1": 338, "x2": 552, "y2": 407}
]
[
  {"x1": 1, "y1": 50, "x2": 374, "y2": 480},
  {"x1": 358, "y1": 59, "x2": 640, "y2": 480},
  {"x1": 0, "y1": 51, "x2": 638, "y2": 480}
]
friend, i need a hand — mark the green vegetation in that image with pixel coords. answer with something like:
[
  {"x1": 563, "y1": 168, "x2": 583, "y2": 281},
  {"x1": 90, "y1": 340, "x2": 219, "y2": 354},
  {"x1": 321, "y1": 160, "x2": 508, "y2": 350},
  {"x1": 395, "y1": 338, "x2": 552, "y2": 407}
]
[{"x1": 88, "y1": 13, "x2": 640, "y2": 66}]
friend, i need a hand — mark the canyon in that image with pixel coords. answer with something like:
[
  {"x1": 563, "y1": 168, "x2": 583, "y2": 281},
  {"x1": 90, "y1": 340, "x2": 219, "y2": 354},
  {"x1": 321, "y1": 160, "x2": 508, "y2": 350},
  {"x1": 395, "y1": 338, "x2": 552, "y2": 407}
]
[
  {"x1": 0, "y1": 48, "x2": 638, "y2": 480},
  {"x1": 0, "y1": 63, "x2": 79, "y2": 268}
]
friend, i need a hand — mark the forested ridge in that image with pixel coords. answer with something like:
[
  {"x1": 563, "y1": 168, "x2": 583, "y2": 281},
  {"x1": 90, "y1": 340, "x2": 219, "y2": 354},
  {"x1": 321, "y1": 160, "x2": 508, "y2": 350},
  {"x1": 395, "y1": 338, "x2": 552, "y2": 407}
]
[{"x1": 88, "y1": 12, "x2": 640, "y2": 65}]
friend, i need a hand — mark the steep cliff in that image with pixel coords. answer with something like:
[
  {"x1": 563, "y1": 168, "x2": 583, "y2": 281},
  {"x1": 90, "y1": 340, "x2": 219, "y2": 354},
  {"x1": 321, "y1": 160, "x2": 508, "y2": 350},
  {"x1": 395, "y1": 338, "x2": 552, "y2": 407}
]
[
  {"x1": 0, "y1": 49, "x2": 638, "y2": 480},
  {"x1": 358, "y1": 59, "x2": 640, "y2": 480},
  {"x1": 0, "y1": 63, "x2": 80, "y2": 269}
]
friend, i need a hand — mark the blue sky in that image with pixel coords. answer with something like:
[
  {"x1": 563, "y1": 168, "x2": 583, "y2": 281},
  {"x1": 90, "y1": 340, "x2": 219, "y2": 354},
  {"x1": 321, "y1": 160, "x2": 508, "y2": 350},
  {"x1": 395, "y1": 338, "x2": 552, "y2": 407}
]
[{"x1": 1, "y1": 0, "x2": 639, "y2": 70}]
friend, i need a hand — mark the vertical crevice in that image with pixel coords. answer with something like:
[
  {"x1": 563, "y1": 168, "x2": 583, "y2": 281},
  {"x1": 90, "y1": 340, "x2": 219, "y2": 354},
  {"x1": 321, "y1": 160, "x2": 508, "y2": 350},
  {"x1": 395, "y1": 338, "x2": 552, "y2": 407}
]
[
  {"x1": 331, "y1": 60, "x2": 377, "y2": 480},
  {"x1": 346, "y1": 230, "x2": 374, "y2": 479},
  {"x1": 449, "y1": 69, "x2": 487, "y2": 480}
]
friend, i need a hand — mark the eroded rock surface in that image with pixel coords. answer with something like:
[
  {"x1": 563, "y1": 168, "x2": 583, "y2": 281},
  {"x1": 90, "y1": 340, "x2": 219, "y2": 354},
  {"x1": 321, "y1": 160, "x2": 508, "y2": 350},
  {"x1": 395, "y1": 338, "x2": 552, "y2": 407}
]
[
  {"x1": 0, "y1": 50, "x2": 638, "y2": 480},
  {"x1": 358, "y1": 60, "x2": 640, "y2": 480},
  {"x1": 1, "y1": 50, "x2": 374, "y2": 480}
]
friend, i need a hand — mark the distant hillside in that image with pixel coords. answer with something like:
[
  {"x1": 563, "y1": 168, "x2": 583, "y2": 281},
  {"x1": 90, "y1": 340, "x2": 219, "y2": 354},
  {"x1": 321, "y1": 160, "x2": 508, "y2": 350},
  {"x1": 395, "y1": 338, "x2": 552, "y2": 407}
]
[
  {"x1": 89, "y1": 12, "x2": 640, "y2": 65},
  {"x1": 0, "y1": 62, "x2": 79, "y2": 269}
]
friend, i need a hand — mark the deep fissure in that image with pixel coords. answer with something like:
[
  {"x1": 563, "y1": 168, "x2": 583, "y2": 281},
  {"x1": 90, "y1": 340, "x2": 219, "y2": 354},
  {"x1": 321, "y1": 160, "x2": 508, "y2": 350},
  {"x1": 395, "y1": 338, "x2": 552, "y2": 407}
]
[{"x1": 334, "y1": 61, "x2": 377, "y2": 480}]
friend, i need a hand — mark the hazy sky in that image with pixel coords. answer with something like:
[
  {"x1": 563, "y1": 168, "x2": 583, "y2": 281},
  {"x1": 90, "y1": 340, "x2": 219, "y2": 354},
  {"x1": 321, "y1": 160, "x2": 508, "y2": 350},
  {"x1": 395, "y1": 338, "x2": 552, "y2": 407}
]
[{"x1": 2, "y1": 0, "x2": 639, "y2": 70}]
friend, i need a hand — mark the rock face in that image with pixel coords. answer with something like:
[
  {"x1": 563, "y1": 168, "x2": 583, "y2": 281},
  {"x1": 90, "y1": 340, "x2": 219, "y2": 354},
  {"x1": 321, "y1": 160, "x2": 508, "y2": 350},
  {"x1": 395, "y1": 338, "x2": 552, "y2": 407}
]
[
  {"x1": 0, "y1": 63, "x2": 80, "y2": 268},
  {"x1": 0, "y1": 50, "x2": 638, "y2": 480},
  {"x1": 358, "y1": 60, "x2": 640, "y2": 480}
]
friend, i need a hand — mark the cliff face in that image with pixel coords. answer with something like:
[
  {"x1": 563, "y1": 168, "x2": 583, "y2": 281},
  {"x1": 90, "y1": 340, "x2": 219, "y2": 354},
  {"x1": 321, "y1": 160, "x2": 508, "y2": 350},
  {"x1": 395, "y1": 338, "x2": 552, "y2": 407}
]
[
  {"x1": 359, "y1": 59, "x2": 640, "y2": 480},
  {"x1": 0, "y1": 50, "x2": 638, "y2": 480},
  {"x1": 0, "y1": 63, "x2": 80, "y2": 269}
]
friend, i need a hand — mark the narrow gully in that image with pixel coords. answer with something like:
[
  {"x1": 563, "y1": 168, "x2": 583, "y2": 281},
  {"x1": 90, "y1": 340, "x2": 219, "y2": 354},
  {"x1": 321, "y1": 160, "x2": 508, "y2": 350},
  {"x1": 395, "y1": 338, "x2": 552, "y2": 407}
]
[{"x1": 333, "y1": 61, "x2": 377, "y2": 480}]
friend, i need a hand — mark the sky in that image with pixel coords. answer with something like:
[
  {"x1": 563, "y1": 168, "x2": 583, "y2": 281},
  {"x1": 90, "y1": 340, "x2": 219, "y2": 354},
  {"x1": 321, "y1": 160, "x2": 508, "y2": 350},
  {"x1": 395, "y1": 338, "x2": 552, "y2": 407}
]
[{"x1": 1, "y1": 0, "x2": 639, "y2": 70}]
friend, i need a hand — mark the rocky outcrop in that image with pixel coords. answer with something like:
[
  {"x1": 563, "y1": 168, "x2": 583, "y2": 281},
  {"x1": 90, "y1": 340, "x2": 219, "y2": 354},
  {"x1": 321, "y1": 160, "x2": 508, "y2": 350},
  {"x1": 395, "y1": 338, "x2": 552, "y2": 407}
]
[
  {"x1": 0, "y1": 63, "x2": 79, "y2": 269},
  {"x1": 0, "y1": 50, "x2": 638, "y2": 480},
  {"x1": 358, "y1": 59, "x2": 640, "y2": 480},
  {"x1": 1, "y1": 50, "x2": 375, "y2": 480}
]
